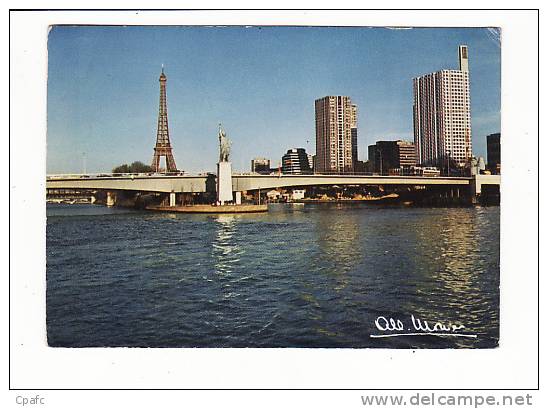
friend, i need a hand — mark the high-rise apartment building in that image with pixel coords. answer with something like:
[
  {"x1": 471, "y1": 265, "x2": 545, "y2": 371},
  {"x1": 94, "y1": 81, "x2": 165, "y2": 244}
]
[
  {"x1": 413, "y1": 45, "x2": 472, "y2": 171},
  {"x1": 315, "y1": 96, "x2": 357, "y2": 174}
]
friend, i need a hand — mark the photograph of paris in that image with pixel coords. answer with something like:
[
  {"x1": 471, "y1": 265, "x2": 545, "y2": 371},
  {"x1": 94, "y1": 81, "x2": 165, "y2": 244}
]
[{"x1": 46, "y1": 26, "x2": 501, "y2": 348}]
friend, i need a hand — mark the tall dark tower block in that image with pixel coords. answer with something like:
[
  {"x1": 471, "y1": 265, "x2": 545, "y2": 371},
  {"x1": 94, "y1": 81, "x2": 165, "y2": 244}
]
[{"x1": 151, "y1": 68, "x2": 177, "y2": 172}]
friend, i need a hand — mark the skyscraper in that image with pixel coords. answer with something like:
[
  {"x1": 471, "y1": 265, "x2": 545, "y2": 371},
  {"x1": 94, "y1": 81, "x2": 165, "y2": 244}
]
[
  {"x1": 413, "y1": 45, "x2": 472, "y2": 172},
  {"x1": 315, "y1": 96, "x2": 357, "y2": 174}
]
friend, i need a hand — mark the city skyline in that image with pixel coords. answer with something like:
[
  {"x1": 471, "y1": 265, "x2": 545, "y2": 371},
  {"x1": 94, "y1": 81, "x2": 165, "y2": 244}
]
[{"x1": 47, "y1": 26, "x2": 501, "y2": 174}]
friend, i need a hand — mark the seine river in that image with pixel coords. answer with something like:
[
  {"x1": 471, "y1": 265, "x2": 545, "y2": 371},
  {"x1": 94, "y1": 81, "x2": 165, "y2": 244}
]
[{"x1": 46, "y1": 203, "x2": 499, "y2": 348}]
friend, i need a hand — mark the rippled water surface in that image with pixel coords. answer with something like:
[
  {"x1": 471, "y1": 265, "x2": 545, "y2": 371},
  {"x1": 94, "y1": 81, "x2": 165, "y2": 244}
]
[{"x1": 46, "y1": 203, "x2": 499, "y2": 348}]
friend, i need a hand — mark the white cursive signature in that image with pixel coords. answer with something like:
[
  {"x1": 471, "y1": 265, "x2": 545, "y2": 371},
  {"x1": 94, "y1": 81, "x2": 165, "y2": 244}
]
[{"x1": 370, "y1": 314, "x2": 477, "y2": 338}]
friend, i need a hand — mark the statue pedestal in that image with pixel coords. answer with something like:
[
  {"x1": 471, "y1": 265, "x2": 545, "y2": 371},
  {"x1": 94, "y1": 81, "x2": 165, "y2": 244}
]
[{"x1": 217, "y1": 161, "x2": 233, "y2": 205}]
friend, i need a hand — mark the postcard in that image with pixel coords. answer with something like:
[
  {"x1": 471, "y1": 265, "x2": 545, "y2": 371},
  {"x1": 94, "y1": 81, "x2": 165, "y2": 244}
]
[
  {"x1": 9, "y1": 9, "x2": 539, "y2": 394},
  {"x1": 44, "y1": 24, "x2": 501, "y2": 349}
]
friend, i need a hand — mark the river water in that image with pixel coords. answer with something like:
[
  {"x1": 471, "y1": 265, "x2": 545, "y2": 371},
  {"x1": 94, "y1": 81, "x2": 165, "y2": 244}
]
[{"x1": 46, "y1": 203, "x2": 499, "y2": 348}]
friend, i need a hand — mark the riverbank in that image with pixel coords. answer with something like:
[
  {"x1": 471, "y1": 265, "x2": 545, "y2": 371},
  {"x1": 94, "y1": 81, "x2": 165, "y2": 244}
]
[{"x1": 295, "y1": 193, "x2": 400, "y2": 204}]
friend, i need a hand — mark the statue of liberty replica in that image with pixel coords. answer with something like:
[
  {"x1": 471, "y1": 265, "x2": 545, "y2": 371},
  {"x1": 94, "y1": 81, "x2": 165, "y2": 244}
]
[
  {"x1": 218, "y1": 124, "x2": 231, "y2": 162},
  {"x1": 216, "y1": 124, "x2": 234, "y2": 205}
]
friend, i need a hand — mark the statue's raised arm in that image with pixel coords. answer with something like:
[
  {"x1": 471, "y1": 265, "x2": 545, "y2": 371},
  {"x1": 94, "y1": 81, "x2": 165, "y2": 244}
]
[{"x1": 218, "y1": 123, "x2": 231, "y2": 162}]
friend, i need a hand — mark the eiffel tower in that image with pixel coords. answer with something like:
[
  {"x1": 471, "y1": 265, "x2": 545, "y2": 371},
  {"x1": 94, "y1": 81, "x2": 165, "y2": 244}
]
[{"x1": 151, "y1": 67, "x2": 177, "y2": 172}]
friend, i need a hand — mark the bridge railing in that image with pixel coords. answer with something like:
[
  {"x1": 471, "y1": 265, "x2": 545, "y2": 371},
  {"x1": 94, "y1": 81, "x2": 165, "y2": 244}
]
[
  {"x1": 233, "y1": 172, "x2": 471, "y2": 179},
  {"x1": 46, "y1": 171, "x2": 214, "y2": 180},
  {"x1": 46, "y1": 173, "x2": 151, "y2": 180},
  {"x1": 47, "y1": 172, "x2": 474, "y2": 181}
]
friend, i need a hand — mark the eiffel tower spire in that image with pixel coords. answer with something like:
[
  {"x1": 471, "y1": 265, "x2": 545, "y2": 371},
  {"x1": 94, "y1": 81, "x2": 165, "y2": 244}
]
[{"x1": 151, "y1": 68, "x2": 177, "y2": 172}]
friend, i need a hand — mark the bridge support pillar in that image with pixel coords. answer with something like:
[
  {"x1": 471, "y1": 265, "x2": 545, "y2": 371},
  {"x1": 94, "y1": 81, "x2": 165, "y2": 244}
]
[
  {"x1": 106, "y1": 191, "x2": 116, "y2": 207},
  {"x1": 169, "y1": 191, "x2": 176, "y2": 207},
  {"x1": 235, "y1": 191, "x2": 242, "y2": 205}
]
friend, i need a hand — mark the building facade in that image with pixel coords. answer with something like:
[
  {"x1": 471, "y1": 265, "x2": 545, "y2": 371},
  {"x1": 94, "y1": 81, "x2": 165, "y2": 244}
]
[
  {"x1": 398, "y1": 140, "x2": 417, "y2": 168},
  {"x1": 307, "y1": 154, "x2": 314, "y2": 173},
  {"x1": 368, "y1": 140, "x2": 416, "y2": 175},
  {"x1": 413, "y1": 45, "x2": 472, "y2": 172},
  {"x1": 281, "y1": 148, "x2": 313, "y2": 175},
  {"x1": 251, "y1": 157, "x2": 271, "y2": 174},
  {"x1": 486, "y1": 133, "x2": 501, "y2": 174},
  {"x1": 368, "y1": 144, "x2": 377, "y2": 173},
  {"x1": 351, "y1": 103, "x2": 358, "y2": 171},
  {"x1": 315, "y1": 96, "x2": 357, "y2": 174}
]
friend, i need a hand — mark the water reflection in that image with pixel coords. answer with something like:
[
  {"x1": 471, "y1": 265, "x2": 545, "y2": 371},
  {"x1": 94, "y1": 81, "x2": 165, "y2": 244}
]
[
  {"x1": 313, "y1": 210, "x2": 362, "y2": 291},
  {"x1": 296, "y1": 209, "x2": 364, "y2": 339},
  {"x1": 437, "y1": 211, "x2": 478, "y2": 296},
  {"x1": 400, "y1": 208, "x2": 499, "y2": 343},
  {"x1": 212, "y1": 215, "x2": 242, "y2": 277}
]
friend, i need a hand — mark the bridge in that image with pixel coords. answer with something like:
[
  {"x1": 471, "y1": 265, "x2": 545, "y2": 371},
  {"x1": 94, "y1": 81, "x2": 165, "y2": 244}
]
[
  {"x1": 47, "y1": 173, "x2": 213, "y2": 194},
  {"x1": 46, "y1": 172, "x2": 500, "y2": 205},
  {"x1": 45, "y1": 172, "x2": 483, "y2": 192}
]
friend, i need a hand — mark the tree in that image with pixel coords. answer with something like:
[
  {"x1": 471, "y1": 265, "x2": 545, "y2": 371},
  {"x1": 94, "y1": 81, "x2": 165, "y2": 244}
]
[
  {"x1": 112, "y1": 161, "x2": 152, "y2": 174},
  {"x1": 112, "y1": 164, "x2": 130, "y2": 173},
  {"x1": 129, "y1": 161, "x2": 152, "y2": 173}
]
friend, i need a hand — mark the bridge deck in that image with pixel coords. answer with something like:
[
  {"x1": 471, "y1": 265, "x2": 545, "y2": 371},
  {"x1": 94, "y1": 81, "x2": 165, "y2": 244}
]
[{"x1": 45, "y1": 173, "x2": 485, "y2": 194}]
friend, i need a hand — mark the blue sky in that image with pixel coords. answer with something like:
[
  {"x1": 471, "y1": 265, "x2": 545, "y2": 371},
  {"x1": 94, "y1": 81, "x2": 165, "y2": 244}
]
[{"x1": 47, "y1": 26, "x2": 500, "y2": 174}]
